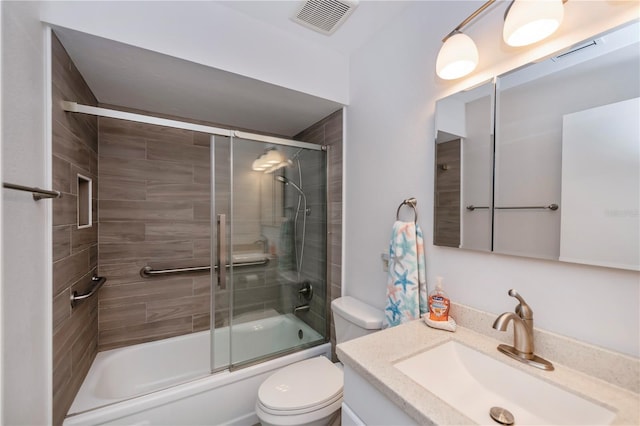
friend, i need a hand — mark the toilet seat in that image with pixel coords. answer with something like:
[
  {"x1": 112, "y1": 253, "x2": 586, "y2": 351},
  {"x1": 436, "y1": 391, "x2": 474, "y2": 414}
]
[
  {"x1": 258, "y1": 356, "x2": 343, "y2": 411},
  {"x1": 257, "y1": 392, "x2": 342, "y2": 416},
  {"x1": 256, "y1": 356, "x2": 343, "y2": 424}
]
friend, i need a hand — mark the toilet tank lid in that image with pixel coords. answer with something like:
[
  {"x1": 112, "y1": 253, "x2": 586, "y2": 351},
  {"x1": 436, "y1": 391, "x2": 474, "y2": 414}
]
[{"x1": 331, "y1": 296, "x2": 383, "y2": 330}]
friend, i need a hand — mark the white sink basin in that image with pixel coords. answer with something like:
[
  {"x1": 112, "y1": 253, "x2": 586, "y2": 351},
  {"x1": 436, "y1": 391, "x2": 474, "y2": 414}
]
[{"x1": 394, "y1": 341, "x2": 615, "y2": 425}]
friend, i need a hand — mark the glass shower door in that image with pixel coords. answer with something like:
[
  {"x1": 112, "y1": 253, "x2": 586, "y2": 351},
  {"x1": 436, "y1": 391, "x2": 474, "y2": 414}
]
[{"x1": 227, "y1": 136, "x2": 327, "y2": 369}]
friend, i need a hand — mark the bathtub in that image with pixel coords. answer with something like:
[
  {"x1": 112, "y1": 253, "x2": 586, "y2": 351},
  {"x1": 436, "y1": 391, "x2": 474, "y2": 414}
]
[{"x1": 64, "y1": 313, "x2": 329, "y2": 425}]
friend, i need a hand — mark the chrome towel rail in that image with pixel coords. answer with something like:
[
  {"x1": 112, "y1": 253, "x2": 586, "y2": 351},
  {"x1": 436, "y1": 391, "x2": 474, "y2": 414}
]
[
  {"x1": 396, "y1": 197, "x2": 418, "y2": 223},
  {"x1": 70, "y1": 276, "x2": 106, "y2": 307},
  {"x1": 140, "y1": 258, "x2": 270, "y2": 278},
  {"x1": 495, "y1": 204, "x2": 559, "y2": 211},
  {"x1": 3, "y1": 182, "x2": 61, "y2": 200}
]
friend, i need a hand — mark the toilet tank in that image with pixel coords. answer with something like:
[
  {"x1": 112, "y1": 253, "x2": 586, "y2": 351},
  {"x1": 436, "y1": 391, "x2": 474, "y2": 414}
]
[{"x1": 331, "y1": 296, "x2": 383, "y2": 344}]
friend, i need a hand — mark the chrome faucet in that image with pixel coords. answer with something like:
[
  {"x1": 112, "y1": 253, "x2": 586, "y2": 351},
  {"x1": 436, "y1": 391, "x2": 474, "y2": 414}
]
[{"x1": 492, "y1": 289, "x2": 554, "y2": 371}]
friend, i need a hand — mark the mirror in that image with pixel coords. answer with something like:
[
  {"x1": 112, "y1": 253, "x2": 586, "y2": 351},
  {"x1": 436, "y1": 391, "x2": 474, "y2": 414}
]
[
  {"x1": 434, "y1": 81, "x2": 494, "y2": 251},
  {"x1": 434, "y1": 21, "x2": 640, "y2": 271}
]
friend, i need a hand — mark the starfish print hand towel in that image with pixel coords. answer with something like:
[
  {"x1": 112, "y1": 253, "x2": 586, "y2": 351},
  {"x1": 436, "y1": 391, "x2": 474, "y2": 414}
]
[{"x1": 384, "y1": 220, "x2": 427, "y2": 328}]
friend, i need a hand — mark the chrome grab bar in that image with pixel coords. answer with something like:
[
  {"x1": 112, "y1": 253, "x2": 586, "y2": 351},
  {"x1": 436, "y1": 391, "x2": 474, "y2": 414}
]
[
  {"x1": 466, "y1": 205, "x2": 490, "y2": 211},
  {"x1": 3, "y1": 182, "x2": 62, "y2": 200},
  {"x1": 70, "y1": 276, "x2": 106, "y2": 307},
  {"x1": 139, "y1": 258, "x2": 269, "y2": 278},
  {"x1": 495, "y1": 204, "x2": 558, "y2": 211}
]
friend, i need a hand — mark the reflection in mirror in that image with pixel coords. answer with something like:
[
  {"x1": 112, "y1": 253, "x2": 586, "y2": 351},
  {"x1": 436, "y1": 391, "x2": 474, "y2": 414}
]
[
  {"x1": 434, "y1": 81, "x2": 494, "y2": 251},
  {"x1": 494, "y1": 21, "x2": 639, "y2": 268}
]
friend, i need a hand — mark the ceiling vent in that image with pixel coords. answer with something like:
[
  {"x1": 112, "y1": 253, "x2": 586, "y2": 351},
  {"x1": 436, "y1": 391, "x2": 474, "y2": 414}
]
[{"x1": 292, "y1": 0, "x2": 359, "y2": 35}]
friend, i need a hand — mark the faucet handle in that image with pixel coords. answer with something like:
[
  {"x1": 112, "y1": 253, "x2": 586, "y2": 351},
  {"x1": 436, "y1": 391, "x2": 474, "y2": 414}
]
[{"x1": 508, "y1": 289, "x2": 533, "y2": 320}]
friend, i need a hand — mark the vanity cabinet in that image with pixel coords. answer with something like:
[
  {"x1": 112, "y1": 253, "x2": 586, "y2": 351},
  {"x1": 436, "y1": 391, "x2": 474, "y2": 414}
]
[{"x1": 342, "y1": 365, "x2": 417, "y2": 426}]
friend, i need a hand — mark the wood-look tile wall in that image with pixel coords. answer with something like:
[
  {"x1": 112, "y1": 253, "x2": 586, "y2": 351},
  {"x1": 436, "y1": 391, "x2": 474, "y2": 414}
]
[
  {"x1": 51, "y1": 34, "x2": 99, "y2": 426},
  {"x1": 96, "y1": 119, "x2": 215, "y2": 350},
  {"x1": 96, "y1": 121, "x2": 290, "y2": 351},
  {"x1": 434, "y1": 139, "x2": 461, "y2": 247},
  {"x1": 294, "y1": 109, "x2": 343, "y2": 361}
]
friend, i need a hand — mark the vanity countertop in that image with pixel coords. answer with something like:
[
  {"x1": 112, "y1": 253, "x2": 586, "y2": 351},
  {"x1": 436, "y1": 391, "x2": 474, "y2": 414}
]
[{"x1": 337, "y1": 319, "x2": 639, "y2": 425}]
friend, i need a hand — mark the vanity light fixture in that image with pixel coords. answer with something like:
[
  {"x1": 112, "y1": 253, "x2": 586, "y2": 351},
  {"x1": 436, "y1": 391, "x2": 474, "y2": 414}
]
[
  {"x1": 436, "y1": 0, "x2": 567, "y2": 80},
  {"x1": 436, "y1": 31, "x2": 480, "y2": 80},
  {"x1": 503, "y1": 0, "x2": 565, "y2": 47},
  {"x1": 436, "y1": 0, "x2": 496, "y2": 80}
]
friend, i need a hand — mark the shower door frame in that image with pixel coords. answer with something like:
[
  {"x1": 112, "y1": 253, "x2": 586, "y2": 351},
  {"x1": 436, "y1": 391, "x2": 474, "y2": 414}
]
[{"x1": 62, "y1": 101, "x2": 330, "y2": 375}]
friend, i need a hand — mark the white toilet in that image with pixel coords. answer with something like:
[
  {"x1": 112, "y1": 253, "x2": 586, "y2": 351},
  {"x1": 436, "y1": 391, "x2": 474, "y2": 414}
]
[{"x1": 255, "y1": 296, "x2": 384, "y2": 426}]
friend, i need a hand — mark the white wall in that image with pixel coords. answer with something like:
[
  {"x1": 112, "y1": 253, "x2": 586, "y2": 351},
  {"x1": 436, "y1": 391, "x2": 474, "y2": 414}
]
[
  {"x1": 39, "y1": 1, "x2": 348, "y2": 105},
  {"x1": 1, "y1": 1, "x2": 52, "y2": 424},
  {"x1": 344, "y1": 1, "x2": 640, "y2": 357}
]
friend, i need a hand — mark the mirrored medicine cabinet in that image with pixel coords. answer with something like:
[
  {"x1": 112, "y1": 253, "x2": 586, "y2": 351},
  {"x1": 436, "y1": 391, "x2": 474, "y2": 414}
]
[{"x1": 434, "y1": 21, "x2": 640, "y2": 271}]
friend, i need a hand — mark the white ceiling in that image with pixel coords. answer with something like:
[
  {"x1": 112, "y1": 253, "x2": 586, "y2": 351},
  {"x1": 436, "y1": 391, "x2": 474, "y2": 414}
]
[
  {"x1": 217, "y1": 1, "x2": 412, "y2": 55},
  {"x1": 52, "y1": 1, "x2": 412, "y2": 137},
  {"x1": 53, "y1": 26, "x2": 342, "y2": 137}
]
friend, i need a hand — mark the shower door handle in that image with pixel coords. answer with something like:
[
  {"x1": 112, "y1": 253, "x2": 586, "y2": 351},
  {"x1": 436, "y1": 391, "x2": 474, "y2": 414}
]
[{"x1": 217, "y1": 214, "x2": 227, "y2": 290}]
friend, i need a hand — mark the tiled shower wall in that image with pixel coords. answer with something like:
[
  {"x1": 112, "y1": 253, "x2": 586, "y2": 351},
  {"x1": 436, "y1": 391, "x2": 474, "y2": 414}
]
[
  {"x1": 294, "y1": 109, "x2": 343, "y2": 360},
  {"x1": 51, "y1": 34, "x2": 99, "y2": 426},
  {"x1": 96, "y1": 121, "x2": 214, "y2": 350},
  {"x1": 95, "y1": 122, "x2": 282, "y2": 350}
]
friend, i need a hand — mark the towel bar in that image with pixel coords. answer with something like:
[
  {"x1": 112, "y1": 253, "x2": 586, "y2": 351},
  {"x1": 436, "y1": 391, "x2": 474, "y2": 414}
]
[
  {"x1": 3, "y1": 182, "x2": 61, "y2": 200},
  {"x1": 466, "y1": 205, "x2": 490, "y2": 211},
  {"x1": 495, "y1": 204, "x2": 558, "y2": 211},
  {"x1": 396, "y1": 198, "x2": 418, "y2": 223}
]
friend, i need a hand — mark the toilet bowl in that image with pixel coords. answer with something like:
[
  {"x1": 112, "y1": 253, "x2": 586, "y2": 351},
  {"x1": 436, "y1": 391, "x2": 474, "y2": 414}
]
[
  {"x1": 255, "y1": 296, "x2": 383, "y2": 426},
  {"x1": 255, "y1": 357, "x2": 342, "y2": 426}
]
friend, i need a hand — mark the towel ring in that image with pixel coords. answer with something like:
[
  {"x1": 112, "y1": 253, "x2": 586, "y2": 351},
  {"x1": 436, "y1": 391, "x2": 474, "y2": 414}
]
[{"x1": 396, "y1": 197, "x2": 418, "y2": 223}]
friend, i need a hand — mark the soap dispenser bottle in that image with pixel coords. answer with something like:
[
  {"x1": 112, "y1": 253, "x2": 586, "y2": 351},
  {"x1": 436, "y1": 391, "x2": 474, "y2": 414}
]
[{"x1": 428, "y1": 277, "x2": 450, "y2": 321}]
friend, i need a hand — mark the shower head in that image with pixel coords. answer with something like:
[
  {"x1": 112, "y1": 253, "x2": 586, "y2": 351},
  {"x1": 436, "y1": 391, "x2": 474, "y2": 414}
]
[{"x1": 276, "y1": 175, "x2": 306, "y2": 199}]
